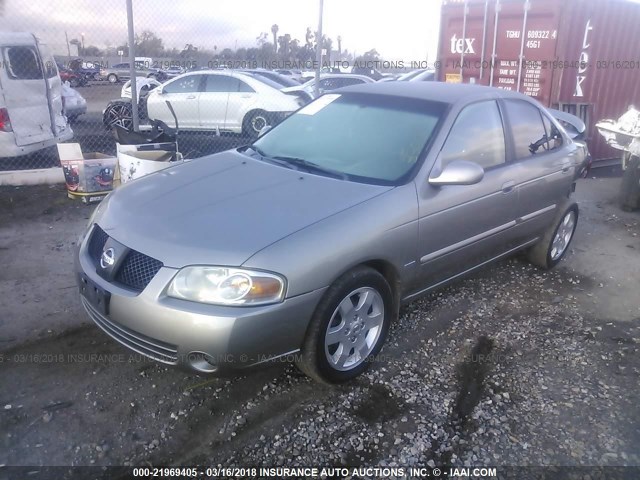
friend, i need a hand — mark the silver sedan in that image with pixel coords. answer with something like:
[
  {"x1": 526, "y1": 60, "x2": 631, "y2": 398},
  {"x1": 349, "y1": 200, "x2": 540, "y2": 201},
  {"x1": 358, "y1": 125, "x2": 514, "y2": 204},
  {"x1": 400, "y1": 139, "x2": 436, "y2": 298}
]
[{"x1": 76, "y1": 82, "x2": 586, "y2": 383}]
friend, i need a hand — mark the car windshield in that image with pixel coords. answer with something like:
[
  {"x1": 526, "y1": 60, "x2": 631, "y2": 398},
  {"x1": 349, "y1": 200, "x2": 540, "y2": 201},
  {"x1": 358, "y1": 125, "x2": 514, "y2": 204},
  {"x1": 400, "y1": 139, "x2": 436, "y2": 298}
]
[{"x1": 250, "y1": 93, "x2": 446, "y2": 184}]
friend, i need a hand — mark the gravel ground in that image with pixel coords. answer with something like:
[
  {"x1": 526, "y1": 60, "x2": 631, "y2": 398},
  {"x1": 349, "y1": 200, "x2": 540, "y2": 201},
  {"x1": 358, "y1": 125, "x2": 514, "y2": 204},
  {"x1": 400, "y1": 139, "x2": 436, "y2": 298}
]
[{"x1": 0, "y1": 172, "x2": 638, "y2": 475}]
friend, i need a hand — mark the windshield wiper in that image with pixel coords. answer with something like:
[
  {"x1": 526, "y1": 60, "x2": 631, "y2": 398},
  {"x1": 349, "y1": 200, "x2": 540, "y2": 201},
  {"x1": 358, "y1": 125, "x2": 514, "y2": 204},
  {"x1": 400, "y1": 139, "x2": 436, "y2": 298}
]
[
  {"x1": 271, "y1": 156, "x2": 348, "y2": 180},
  {"x1": 239, "y1": 145, "x2": 297, "y2": 171}
]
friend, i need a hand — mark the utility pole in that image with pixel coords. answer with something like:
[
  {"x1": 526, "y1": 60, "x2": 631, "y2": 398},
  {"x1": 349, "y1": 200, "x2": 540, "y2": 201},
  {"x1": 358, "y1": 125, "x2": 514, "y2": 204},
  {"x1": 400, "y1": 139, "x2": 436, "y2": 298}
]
[
  {"x1": 314, "y1": 0, "x2": 324, "y2": 97},
  {"x1": 126, "y1": 0, "x2": 139, "y2": 132},
  {"x1": 65, "y1": 31, "x2": 71, "y2": 60}
]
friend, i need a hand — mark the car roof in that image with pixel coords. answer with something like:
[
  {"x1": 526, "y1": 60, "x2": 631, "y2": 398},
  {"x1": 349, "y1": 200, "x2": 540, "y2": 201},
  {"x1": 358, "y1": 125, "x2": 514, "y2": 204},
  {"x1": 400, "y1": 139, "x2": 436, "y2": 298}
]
[{"x1": 337, "y1": 81, "x2": 533, "y2": 105}]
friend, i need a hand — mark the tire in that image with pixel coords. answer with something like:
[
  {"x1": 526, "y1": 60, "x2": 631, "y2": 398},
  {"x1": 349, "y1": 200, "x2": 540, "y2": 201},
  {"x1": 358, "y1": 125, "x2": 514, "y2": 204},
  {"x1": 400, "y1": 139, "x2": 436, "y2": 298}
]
[
  {"x1": 103, "y1": 102, "x2": 133, "y2": 130},
  {"x1": 296, "y1": 266, "x2": 393, "y2": 383},
  {"x1": 69, "y1": 77, "x2": 80, "y2": 88},
  {"x1": 527, "y1": 200, "x2": 579, "y2": 270},
  {"x1": 243, "y1": 110, "x2": 271, "y2": 139},
  {"x1": 107, "y1": 74, "x2": 118, "y2": 84}
]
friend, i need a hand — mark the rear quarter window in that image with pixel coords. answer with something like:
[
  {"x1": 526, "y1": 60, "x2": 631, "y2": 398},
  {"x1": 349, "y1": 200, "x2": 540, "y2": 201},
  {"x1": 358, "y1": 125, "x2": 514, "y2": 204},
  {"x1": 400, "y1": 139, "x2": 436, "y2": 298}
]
[{"x1": 4, "y1": 46, "x2": 43, "y2": 80}]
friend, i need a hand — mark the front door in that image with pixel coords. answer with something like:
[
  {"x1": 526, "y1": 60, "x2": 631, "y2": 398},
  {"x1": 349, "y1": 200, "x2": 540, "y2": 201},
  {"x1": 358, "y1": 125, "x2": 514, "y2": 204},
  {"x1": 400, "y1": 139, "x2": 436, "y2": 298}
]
[
  {"x1": 415, "y1": 100, "x2": 519, "y2": 290},
  {"x1": 160, "y1": 74, "x2": 202, "y2": 129}
]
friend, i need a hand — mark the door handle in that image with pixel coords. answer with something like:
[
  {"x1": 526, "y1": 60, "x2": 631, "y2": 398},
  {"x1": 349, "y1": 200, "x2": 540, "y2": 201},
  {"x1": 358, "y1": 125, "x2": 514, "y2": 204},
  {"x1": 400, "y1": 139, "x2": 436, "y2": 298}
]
[
  {"x1": 186, "y1": 95, "x2": 196, "y2": 99},
  {"x1": 501, "y1": 180, "x2": 516, "y2": 193},
  {"x1": 561, "y1": 160, "x2": 572, "y2": 173},
  {"x1": 240, "y1": 94, "x2": 252, "y2": 99}
]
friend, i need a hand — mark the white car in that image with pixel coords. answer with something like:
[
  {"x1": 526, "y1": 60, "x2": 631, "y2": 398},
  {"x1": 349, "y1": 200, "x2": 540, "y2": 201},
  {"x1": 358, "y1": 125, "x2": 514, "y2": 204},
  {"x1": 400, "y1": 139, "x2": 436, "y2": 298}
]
[
  {"x1": 282, "y1": 74, "x2": 374, "y2": 100},
  {"x1": 146, "y1": 71, "x2": 304, "y2": 137}
]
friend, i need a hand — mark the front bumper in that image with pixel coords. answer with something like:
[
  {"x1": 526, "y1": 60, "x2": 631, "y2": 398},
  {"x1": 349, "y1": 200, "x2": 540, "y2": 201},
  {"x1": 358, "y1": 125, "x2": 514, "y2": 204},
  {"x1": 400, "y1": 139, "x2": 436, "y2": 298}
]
[{"x1": 75, "y1": 226, "x2": 325, "y2": 374}]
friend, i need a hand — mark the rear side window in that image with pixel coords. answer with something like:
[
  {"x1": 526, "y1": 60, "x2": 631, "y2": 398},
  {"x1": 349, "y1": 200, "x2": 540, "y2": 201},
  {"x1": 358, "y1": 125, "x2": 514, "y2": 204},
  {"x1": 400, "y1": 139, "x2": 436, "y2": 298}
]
[
  {"x1": 4, "y1": 46, "x2": 43, "y2": 80},
  {"x1": 504, "y1": 100, "x2": 551, "y2": 158},
  {"x1": 205, "y1": 75, "x2": 254, "y2": 93},
  {"x1": 164, "y1": 75, "x2": 201, "y2": 93},
  {"x1": 439, "y1": 100, "x2": 506, "y2": 170}
]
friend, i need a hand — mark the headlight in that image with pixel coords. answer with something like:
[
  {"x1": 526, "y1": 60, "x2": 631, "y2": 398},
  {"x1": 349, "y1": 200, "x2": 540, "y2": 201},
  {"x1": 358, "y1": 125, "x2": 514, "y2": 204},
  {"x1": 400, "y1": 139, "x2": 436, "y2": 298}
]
[{"x1": 167, "y1": 266, "x2": 286, "y2": 306}]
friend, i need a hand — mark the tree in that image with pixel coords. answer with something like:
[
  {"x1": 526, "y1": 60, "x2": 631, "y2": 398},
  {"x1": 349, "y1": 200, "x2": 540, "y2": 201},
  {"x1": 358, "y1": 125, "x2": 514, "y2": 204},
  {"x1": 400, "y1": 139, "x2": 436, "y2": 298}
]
[
  {"x1": 83, "y1": 45, "x2": 102, "y2": 57},
  {"x1": 277, "y1": 33, "x2": 291, "y2": 59},
  {"x1": 256, "y1": 32, "x2": 269, "y2": 47},
  {"x1": 134, "y1": 30, "x2": 164, "y2": 57},
  {"x1": 271, "y1": 24, "x2": 279, "y2": 53}
]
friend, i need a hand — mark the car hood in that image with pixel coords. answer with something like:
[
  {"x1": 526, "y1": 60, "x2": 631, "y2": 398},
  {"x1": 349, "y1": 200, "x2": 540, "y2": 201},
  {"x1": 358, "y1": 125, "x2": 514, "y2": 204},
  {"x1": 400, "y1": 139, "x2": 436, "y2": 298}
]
[{"x1": 97, "y1": 150, "x2": 392, "y2": 268}]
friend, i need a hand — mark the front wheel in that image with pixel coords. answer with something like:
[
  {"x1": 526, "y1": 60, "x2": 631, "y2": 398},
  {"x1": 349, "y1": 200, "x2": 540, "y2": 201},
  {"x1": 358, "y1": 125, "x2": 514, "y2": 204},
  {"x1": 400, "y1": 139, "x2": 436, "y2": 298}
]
[
  {"x1": 296, "y1": 267, "x2": 393, "y2": 383},
  {"x1": 103, "y1": 102, "x2": 133, "y2": 130},
  {"x1": 527, "y1": 201, "x2": 579, "y2": 269},
  {"x1": 107, "y1": 74, "x2": 118, "y2": 84}
]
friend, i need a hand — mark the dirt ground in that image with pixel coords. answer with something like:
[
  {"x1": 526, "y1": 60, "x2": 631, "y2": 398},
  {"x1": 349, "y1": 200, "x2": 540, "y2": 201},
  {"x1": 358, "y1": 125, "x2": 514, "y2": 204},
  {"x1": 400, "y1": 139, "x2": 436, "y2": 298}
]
[{"x1": 0, "y1": 171, "x2": 638, "y2": 474}]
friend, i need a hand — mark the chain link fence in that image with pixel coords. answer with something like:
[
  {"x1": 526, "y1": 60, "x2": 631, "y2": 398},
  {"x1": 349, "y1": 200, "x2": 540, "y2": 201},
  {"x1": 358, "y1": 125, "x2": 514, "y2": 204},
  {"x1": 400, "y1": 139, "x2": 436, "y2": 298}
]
[{"x1": 0, "y1": 0, "x2": 440, "y2": 173}]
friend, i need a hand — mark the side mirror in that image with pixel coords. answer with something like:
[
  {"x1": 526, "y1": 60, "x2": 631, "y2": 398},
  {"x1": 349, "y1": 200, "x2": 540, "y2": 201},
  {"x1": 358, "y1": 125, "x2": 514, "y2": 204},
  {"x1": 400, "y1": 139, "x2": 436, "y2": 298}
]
[
  {"x1": 258, "y1": 125, "x2": 272, "y2": 137},
  {"x1": 429, "y1": 160, "x2": 484, "y2": 186}
]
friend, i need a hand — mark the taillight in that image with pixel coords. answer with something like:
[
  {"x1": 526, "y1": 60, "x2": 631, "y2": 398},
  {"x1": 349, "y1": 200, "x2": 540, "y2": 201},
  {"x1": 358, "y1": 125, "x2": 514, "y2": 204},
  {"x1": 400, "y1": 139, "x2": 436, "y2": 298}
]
[{"x1": 0, "y1": 108, "x2": 12, "y2": 132}]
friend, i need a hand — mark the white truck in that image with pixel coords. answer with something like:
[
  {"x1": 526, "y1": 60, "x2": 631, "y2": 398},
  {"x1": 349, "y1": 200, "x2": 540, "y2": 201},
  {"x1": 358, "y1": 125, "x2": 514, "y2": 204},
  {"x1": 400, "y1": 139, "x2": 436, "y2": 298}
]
[{"x1": 0, "y1": 32, "x2": 73, "y2": 158}]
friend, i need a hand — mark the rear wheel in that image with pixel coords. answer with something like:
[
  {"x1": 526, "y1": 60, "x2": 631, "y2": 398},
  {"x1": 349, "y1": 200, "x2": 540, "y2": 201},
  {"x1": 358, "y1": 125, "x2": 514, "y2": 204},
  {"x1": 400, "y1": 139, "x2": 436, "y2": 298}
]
[
  {"x1": 527, "y1": 201, "x2": 578, "y2": 269},
  {"x1": 243, "y1": 110, "x2": 271, "y2": 139},
  {"x1": 296, "y1": 267, "x2": 393, "y2": 383}
]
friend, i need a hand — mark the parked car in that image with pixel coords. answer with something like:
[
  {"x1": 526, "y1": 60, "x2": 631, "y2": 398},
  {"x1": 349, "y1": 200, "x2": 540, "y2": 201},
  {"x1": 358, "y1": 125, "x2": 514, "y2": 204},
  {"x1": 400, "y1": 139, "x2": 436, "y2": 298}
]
[
  {"x1": 242, "y1": 69, "x2": 300, "y2": 88},
  {"x1": 76, "y1": 82, "x2": 585, "y2": 383},
  {"x1": 62, "y1": 82, "x2": 87, "y2": 122},
  {"x1": 283, "y1": 74, "x2": 374, "y2": 100},
  {"x1": 397, "y1": 69, "x2": 436, "y2": 82},
  {"x1": 145, "y1": 70, "x2": 304, "y2": 137},
  {"x1": 163, "y1": 66, "x2": 185, "y2": 79},
  {"x1": 102, "y1": 77, "x2": 162, "y2": 130},
  {"x1": 0, "y1": 32, "x2": 72, "y2": 157},
  {"x1": 100, "y1": 62, "x2": 167, "y2": 83},
  {"x1": 67, "y1": 58, "x2": 101, "y2": 81},
  {"x1": 58, "y1": 65, "x2": 86, "y2": 88},
  {"x1": 275, "y1": 69, "x2": 303, "y2": 82},
  {"x1": 351, "y1": 66, "x2": 385, "y2": 80}
]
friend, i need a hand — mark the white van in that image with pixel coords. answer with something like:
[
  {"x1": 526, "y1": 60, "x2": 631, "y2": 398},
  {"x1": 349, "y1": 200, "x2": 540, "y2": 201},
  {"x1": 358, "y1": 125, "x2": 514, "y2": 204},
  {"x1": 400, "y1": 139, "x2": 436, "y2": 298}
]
[{"x1": 0, "y1": 32, "x2": 73, "y2": 157}]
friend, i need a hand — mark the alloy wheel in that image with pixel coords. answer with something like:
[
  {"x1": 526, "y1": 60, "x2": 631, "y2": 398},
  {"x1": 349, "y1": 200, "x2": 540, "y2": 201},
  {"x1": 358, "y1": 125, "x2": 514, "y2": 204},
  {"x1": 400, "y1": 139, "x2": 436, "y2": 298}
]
[
  {"x1": 550, "y1": 210, "x2": 576, "y2": 260},
  {"x1": 324, "y1": 287, "x2": 385, "y2": 371}
]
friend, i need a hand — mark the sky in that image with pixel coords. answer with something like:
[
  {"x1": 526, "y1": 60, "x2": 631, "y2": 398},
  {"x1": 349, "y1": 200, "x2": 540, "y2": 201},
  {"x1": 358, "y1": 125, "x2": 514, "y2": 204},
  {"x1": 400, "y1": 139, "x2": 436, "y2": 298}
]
[{"x1": 0, "y1": 0, "x2": 442, "y2": 62}]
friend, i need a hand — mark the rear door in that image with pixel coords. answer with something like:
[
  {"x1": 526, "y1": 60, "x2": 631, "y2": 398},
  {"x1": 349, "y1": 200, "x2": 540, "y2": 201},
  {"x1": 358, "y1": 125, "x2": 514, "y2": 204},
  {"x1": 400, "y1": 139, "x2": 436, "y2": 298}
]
[
  {"x1": 39, "y1": 43, "x2": 67, "y2": 136},
  {"x1": 0, "y1": 43, "x2": 55, "y2": 146},
  {"x1": 501, "y1": 99, "x2": 575, "y2": 243},
  {"x1": 223, "y1": 76, "x2": 257, "y2": 131},
  {"x1": 416, "y1": 100, "x2": 519, "y2": 288},
  {"x1": 198, "y1": 74, "x2": 233, "y2": 131}
]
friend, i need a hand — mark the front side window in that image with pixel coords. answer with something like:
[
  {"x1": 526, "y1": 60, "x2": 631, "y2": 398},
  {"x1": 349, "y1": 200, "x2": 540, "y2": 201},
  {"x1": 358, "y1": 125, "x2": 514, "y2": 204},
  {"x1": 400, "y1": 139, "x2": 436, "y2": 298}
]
[
  {"x1": 164, "y1": 75, "x2": 201, "y2": 93},
  {"x1": 4, "y1": 46, "x2": 43, "y2": 80},
  {"x1": 504, "y1": 99, "x2": 550, "y2": 158},
  {"x1": 439, "y1": 101, "x2": 506, "y2": 170},
  {"x1": 252, "y1": 93, "x2": 446, "y2": 184},
  {"x1": 542, "y1": 114, "x2": 563, "y2": 151}
]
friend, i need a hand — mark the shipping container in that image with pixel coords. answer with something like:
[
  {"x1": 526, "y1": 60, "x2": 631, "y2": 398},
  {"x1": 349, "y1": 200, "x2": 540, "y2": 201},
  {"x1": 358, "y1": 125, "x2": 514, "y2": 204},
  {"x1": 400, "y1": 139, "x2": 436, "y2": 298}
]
[{"x1": 437, "y1": 0, "x2": 640, "y2": 162}]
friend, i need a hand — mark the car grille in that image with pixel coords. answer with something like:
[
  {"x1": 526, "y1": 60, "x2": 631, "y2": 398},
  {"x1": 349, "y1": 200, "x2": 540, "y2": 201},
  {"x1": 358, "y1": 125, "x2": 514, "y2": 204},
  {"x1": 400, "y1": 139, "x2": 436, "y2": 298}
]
[
  {"x1": 88, "y1": 225, "x2": 109, "y2": 264},
  {"x1": 87, "y1": 225, "x2": 163, "y2": 292},
  {"x1": 81, "y1": 296, "x2": 178, "y2": 364},
  {"x1": 115, "y1": 250, "x2": 164, "y2": 292}
]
